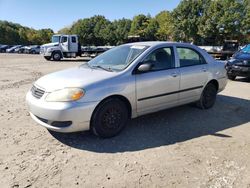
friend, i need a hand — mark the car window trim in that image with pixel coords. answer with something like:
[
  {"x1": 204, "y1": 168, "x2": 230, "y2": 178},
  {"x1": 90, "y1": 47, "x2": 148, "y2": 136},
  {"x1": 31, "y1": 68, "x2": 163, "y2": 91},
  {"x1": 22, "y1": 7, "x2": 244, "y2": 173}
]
[
  {"x1": 176, "y1": 46, "x2": 207, "y2": 68},
  {"x1": 133, "y1": 46, "x2": 176, "y2": 74}
]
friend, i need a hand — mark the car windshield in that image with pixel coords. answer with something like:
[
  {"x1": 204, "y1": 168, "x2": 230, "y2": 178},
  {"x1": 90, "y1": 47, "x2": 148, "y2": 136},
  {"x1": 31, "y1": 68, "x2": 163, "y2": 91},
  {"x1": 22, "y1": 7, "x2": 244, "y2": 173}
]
[
  {"x1": 84, "y1": 45, "x2": 148, "y2": 71},
  {"x1": 240, "y1": 45, "x2": 250, "y2": 54},
  {"x1": 52, "y1": 36, "x2": 61, "y2": 43}
]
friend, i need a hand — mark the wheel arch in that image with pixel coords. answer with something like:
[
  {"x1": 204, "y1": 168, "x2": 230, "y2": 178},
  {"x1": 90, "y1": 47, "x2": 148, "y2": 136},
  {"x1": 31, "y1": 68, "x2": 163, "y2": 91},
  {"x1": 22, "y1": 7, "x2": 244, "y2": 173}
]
[
  {"x1": 52, "y1": 50, "x2": 63, "y2": 58},
  {"x1": 206, "y1": 79, "x2": 219, "y2": 91},
  {"x1": 90, "y1": 94, "x2": 132, "y2": 126}
]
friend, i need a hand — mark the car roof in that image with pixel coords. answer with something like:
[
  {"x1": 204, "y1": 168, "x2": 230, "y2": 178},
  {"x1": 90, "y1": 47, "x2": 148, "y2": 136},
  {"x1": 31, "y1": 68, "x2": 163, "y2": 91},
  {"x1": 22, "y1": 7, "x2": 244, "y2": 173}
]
[
  {"x1": 125, "y1": 41, "x2": 194, "y2": 47},
  {"x1": 125, "y1": 41, "x2": 215, "y2": 63}
]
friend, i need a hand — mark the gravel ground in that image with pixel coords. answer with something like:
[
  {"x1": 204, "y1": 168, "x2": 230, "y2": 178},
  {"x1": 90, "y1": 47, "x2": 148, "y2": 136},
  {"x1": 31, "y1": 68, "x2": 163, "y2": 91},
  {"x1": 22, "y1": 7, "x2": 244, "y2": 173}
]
[{"x1": 0, "y1": 54, "x2": 250, "y2": 188}]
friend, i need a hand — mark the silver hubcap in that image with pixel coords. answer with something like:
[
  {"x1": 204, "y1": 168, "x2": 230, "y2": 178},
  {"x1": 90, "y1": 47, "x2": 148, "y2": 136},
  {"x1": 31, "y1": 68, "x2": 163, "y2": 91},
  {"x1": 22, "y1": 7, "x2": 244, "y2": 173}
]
[{"x1": 54, "y1": 54, "x2": 60, "y2": 59}]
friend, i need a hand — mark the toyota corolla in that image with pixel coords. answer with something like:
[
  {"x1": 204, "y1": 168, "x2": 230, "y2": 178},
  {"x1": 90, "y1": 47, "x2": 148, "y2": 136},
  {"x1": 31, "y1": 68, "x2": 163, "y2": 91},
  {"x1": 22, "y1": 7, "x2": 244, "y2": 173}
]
[{"x1": 26, "y1": 42, "x2": 227, "y2": 138}]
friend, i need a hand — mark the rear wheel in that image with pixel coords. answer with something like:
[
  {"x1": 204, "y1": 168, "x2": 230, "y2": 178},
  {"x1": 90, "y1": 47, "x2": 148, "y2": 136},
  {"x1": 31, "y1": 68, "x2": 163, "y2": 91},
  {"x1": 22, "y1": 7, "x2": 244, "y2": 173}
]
[
  {"x1": 91, "y1": 98, "x2": 129, "y2": 138},
  {"x1": 197, "y1": 83, "x2": 217, "y2": 109},
  {"x1": 52, "y1": 51, "x2": 61, "y2": 61}
]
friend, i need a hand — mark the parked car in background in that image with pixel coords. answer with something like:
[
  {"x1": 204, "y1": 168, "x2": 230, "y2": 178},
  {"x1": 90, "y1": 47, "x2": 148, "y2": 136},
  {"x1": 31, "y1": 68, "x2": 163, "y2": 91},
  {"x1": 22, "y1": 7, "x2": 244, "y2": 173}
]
[
  {"x1": 6, "y1": 45, "x2": 23, "y2": 53},
  {"x1": 27, "y1": 45, "x2": 40, "y2": 54},
  {"x1": 225, "y1": 44, "x2": 250, "y2": 80},
  {"x1": 15, "y1": 46, "x2": 28, "y2": 53},
  {"x1": 0, "y1": 45, "x2": 12, "y2": 53},
  {"x1": 26, "y1": 42, "x2": 227, "y2": 138}
]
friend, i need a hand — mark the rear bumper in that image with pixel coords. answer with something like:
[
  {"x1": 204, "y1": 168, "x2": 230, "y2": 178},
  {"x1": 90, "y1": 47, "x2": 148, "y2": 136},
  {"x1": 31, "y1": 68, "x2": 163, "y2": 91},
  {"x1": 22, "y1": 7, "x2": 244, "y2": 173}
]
[{"x1": 26, "y1": 91, "x2": 99, "y2": 132}]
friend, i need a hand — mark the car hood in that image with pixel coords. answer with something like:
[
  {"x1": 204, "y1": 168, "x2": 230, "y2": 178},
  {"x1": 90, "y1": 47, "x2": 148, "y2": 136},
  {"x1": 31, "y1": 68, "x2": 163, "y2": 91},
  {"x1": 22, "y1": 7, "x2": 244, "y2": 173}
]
[
  {"x1": 35, "y1": 66, "x2": 116, "y2": 92},
  {"x1": 233, "y1": 52, "x2": 250, "y2": 61},
  {"x1": 41, "y1": 42, "x2": 59, "y2": 48}
]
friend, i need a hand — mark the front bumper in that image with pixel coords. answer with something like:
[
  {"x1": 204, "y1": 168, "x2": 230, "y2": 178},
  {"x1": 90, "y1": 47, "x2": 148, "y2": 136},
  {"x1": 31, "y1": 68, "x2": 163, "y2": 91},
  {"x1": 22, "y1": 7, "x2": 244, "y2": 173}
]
[
  {"x1": 226, "y1": 65, "x2": 250, "y2": 77},
  {"x1": 26, "y1": 91, "x2": 99, "y2": 133},
  {"x1": 40, "y1": 48, "x2": 52, "y2": 57},
  {"x1": 40, "y1": 51, "x2": 52, "y2": 57}
]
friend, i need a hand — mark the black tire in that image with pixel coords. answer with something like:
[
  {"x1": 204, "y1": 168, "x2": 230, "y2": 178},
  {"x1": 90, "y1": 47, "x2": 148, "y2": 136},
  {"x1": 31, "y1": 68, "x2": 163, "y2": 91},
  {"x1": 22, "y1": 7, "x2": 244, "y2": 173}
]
[
  {"x1": 91, "y1": 98, "x2": 129, "y2": 138},
  {"x1": 44, "y1": 56, "x2": 51, "y2": 61},
  {"x1": 197, "y1": 83, "x2": 217, "y2": 109},
  {"x1": 228, "y1": 74, "x2": 236, "y2": 80},
  {"x1": 52, "y1": 51, "x2": 61, "y2": 61}
]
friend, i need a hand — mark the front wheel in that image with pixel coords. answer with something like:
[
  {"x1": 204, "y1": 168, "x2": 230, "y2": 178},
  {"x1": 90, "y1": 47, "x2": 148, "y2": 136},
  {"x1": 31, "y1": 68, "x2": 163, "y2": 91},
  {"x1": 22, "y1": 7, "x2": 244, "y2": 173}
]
[
  {"x1": 91, "y1": 98, "x2": 129, "y2": 138},
  {"x1": 197, "y1": 83, "x2": 217, "y2": 109},
  {"x1": 52, "y1": 52, "x2": 61, "y2": 61}
]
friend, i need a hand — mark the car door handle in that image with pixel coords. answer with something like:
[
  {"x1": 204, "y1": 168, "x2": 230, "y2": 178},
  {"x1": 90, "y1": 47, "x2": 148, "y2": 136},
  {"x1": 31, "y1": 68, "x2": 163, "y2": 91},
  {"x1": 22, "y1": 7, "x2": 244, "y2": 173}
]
[
  {"x1": 171, "y1": 72, "x2": 178, "y2": 77},
  {"x1": 202, "y1": 67, "x2": 207, "y2": 72}
]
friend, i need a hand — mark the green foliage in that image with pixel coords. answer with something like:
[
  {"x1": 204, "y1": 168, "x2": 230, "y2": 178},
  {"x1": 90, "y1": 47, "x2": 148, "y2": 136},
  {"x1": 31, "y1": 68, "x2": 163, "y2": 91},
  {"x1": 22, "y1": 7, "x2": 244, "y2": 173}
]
[
  {"x1": 129, "y1": 14, "x2": 151, "y2": 39},
  {"x1": 172, "y1": 0, "x2": 206, "y2": 44},
  {"x1": 172, "y1": 0, "x2": 249, "y2": 45},
  {"x1": 1, "y1": 0, "x2": 250, "y2": 46},
  {"x1": 242, "y1": 0, "x2": 250, "y2": 42},
  {"x1": 0, "y1": 20, "x2": 54, "y2": 45},
  {"x1": 155, "y1": 11, "x2": 174, "y2": 41},
  {"x1": 112, "y1": 18, "x2": 132, "y2": 45}
]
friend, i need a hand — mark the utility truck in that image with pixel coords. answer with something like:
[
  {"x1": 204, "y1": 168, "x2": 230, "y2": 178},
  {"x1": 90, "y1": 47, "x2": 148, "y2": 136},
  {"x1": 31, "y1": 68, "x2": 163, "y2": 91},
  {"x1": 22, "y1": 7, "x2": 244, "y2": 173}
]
[
  {"x1": 40, "y1": 34, "x2": 81, "y2": 61},
  {"x1": 199, "y1": 40, "x2": 239, "y2": 60}
]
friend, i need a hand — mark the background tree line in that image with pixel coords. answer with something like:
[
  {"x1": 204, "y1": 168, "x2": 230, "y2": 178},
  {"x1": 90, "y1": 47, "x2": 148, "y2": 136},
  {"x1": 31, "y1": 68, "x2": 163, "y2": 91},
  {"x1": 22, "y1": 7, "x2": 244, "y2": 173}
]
[
  {"x1": 1, "y1": 0, "x2": 250, "y2": 46},
  {"x1": 0, "y1": 21, "x2": 53, "y2": 45}
]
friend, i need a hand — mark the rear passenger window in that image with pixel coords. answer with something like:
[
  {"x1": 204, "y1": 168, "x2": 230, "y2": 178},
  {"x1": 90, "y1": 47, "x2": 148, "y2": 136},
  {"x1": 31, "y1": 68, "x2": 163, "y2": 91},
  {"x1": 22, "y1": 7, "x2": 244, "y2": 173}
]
[
  {"x1": 143, "y1": 47, "x2": 175, "y2": 71},
  {"x1": 72, "y1": 36, "x2": 76, "y2": 43},
  {"x1": 177, "y1": 47, "x2": 206, "y2": 67}
]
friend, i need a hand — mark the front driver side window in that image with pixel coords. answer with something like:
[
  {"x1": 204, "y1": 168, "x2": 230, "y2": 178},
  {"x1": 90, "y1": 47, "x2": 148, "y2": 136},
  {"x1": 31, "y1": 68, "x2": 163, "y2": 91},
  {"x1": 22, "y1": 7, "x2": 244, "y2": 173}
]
[
  {"x1": 61, "y1": 36, "x2": 67, "y2": 43},
  {"x1": 142, "y1": 47, "x2": 175, "y2": 71}
]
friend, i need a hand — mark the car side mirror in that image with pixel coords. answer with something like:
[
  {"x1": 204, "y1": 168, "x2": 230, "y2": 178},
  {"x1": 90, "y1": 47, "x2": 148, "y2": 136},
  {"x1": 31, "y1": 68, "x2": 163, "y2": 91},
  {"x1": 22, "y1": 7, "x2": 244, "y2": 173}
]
[{"x1": 137, "y1": 63, "x2": 152, "y2": 73}]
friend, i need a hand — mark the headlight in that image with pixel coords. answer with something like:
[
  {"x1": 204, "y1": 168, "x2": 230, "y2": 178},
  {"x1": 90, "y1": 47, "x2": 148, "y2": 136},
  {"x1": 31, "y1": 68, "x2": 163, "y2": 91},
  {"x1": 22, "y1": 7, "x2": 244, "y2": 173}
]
[
  {"x1": 45, "y1": 88, "x2": 85, "y2": 102},
  {"x1": 47, "y1": 48, "x2": 53, "y2": 52}
]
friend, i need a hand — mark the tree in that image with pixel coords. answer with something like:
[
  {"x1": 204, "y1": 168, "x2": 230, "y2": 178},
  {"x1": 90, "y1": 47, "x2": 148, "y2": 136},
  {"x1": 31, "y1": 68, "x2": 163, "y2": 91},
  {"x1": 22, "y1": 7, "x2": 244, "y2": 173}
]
[
  {"x1": 129, "y1": 14, "x2": 150, "y2": 39},
  {"x1": 144, "y1": 18, "x2": 159, "y2": 41},
  {"x1": 112, "y1": 18, "x2": 132, "y2": 45},
  {"x1": 242, "y1": 0, "x2": 250, "y2": 42},
  {"x1": 58, "y1": 26, "x2": 71, "y2": 35},
  {"x1": 172, "y1": 0, "x2": 209, "y2": 44},
  {"x1": 37, "y1": 29, "x2": 54, "y2": 44},
  {"x1": 0, "y1": 20, "x2": 54, "y2": 45},
  {"x1": 1, "y1": 1, "x2": 250, "y2": 46},
  {"x1": 155, "y1": 11, "x2": 174, "y2": 41},
  {"x1": 198, "y1": 0, "x2": 245, "y2": 45}
]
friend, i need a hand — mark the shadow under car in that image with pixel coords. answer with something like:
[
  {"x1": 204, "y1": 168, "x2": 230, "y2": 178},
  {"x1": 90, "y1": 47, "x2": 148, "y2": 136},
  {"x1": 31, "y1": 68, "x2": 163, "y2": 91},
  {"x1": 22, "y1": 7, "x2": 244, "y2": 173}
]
[{"x1": 50, "y1": 94, "x2": 250, "y2": 153}]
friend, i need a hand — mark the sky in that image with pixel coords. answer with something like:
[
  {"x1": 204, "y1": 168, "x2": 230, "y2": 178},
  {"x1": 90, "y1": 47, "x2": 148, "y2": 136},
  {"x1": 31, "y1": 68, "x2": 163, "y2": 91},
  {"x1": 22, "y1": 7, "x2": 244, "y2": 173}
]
[{"x1": 0, "y1": 0, "x2": 181, "y2": 32}]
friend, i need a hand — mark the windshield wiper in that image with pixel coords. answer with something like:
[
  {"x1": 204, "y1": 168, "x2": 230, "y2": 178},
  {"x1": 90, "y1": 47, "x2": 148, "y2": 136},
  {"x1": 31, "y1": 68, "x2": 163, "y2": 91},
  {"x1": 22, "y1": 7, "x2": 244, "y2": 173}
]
[{"x1": 91, "y1": 65, "x2": 113, "y2": 72}]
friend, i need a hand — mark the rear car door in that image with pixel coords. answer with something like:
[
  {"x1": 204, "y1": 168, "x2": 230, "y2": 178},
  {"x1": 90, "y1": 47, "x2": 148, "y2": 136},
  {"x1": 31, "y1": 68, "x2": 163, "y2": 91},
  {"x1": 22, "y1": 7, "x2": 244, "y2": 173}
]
[
  {"x1": 176, "y1": 46, "x2": 209, "y2": 104},
  {"x1": 69, "y1": 36, "x2": 78, "y2": 52},
  {"x1": 135, "y1": 47, "x2": 180, "y2": 115}
]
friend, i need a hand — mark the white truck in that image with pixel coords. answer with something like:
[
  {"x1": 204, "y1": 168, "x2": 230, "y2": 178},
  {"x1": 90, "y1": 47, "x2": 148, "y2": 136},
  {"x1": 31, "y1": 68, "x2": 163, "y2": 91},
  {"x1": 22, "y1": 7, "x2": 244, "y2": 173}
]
[{"x1": 40, "y1": 34, "x2": 82, "y2": 61}]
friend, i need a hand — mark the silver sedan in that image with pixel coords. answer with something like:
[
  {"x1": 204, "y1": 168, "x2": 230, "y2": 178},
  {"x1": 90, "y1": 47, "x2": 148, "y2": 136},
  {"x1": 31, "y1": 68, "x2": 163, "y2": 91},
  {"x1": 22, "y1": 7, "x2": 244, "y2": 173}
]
[{"x1": 26, "y1": 42, "x2": 227, "y2": 138}]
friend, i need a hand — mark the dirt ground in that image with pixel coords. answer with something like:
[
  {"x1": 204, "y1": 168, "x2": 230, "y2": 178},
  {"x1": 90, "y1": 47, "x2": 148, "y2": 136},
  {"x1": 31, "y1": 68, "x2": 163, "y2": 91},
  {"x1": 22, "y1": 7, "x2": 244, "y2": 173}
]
[{"x1": 0, "y1": 53, "x2": 249, "y2": 188}]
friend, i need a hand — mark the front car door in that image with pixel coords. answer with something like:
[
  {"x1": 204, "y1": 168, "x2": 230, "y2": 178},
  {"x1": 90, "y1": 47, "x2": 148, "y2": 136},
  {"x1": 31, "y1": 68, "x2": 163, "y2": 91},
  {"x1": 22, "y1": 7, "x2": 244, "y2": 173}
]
[
  {"x1": 135, "y1": 47, "x2": 180, "y2": 115},
  {"x1": 60, "y1": 35, "x2": 69, "y2": 52},
  {"x1": 176, "y1": 46, "x2": 209, "y2": 104}
]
